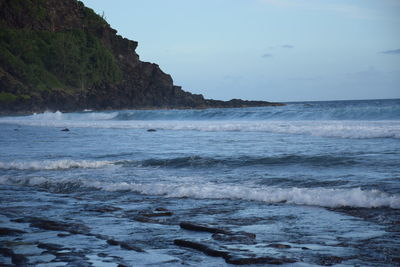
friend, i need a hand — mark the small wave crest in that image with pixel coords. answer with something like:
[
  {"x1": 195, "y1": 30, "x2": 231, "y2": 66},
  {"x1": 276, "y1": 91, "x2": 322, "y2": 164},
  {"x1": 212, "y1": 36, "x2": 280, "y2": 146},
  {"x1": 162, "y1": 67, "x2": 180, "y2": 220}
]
[
  {"x1": 1, "y1": 176, "x2": 399, "y2": 209},
  {"x1": 129, "y1": 155, "x2": 359, "y2": 168},
  {"x1": 31, "y1": 110, "x2": 118, "y2": 121},
  {"x1": 0, "y1": 159, "x2": 113, "y2": 170}
]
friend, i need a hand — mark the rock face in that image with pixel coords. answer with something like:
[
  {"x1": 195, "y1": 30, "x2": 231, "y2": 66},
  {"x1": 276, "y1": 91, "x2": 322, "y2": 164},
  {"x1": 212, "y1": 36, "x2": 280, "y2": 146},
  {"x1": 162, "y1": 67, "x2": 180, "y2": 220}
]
[{"x1": 0, "y1": 0, "x2": 282, "y2": 113}]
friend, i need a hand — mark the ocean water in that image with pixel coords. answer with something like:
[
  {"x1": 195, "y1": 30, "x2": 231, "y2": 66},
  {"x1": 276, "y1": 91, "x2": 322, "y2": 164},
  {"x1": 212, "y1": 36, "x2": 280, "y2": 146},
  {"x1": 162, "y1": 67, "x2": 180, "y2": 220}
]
[{"x1": 0, "y1": 99, "x2": 399, "y2": 266}]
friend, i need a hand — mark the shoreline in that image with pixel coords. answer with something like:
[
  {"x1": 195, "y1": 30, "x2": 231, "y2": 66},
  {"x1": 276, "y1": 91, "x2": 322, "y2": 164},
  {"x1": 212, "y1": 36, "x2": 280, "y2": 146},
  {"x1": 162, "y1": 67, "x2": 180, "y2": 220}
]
[{"x1": 0, "y1": 102, "x2": 284, "y2": 117}]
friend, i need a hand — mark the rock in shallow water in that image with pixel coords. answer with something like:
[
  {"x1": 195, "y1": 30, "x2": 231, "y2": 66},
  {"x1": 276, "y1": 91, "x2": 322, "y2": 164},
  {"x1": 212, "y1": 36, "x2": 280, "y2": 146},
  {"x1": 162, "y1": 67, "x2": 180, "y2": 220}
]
[
  {"x1": 179, "y1": 222, "x2": 229, "y2": 234},
  {"x1": 0, "y1": 227, "x2": 26, "y2": 236},
  {"x1": 173, "y1": 239, "x2": 297, "y2": 265}
]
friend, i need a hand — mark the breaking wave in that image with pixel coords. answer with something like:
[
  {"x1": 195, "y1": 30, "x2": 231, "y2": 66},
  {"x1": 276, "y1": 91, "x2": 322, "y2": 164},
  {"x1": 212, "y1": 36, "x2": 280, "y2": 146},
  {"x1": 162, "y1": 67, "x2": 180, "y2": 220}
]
[
  {"x1": 132, "y1": 155, "x2": 361, "y2": 168},
  {"x1": 1, "y1": 99, "x2": 399, "y2": 139},
  {"x1": 0, "y1": 116, "x2": 398, "y2": 139},
  {"x1": 0, "y1": 159, "x2": 113, "y2": 170},
  {"x1": 1, "y1": 176, "x2": 399, "y2": 209},
  {"x1": 2, "y1": 153, "x2": 393, "y2": 171}
]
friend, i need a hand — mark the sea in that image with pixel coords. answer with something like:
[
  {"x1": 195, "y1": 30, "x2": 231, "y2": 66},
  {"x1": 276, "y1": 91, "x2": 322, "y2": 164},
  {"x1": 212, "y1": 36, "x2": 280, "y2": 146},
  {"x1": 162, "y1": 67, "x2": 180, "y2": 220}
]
[{"x1": 0, "y1": 98, "x2": 399, "y2": 266}]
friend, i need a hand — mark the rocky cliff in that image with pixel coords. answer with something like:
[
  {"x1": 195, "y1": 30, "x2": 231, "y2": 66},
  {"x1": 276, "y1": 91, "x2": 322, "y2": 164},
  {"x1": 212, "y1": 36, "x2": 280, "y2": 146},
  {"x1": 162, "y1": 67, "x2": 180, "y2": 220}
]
[{"x1": 0, "y1": 0, "x2": 282, "y2": 113}]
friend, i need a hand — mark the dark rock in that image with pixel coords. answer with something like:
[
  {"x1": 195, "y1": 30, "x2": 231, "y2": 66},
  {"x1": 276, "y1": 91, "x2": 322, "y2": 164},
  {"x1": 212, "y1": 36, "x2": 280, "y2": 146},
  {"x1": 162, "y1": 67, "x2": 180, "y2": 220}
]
[
  {"x1": 212, "y1": 231, "x2": 256, "y2": 244},
  {"x1": 0, "y1": 227, "x2": 26, "y2": 236},
  {"x1": 87, "y1": 205, "x2": 122, "y2": 213},
  {"x1": 147, "y1": 129, "x2": 157, "y2": 132},
  {"x1": 174, "y1": 239, "x2": 297, "y2": 265},
  {"x1": 57, "y1": 233, "x2": 71, "y2": 237},
  {"x1": 302, "y1": 246, "x2": 310, "y2": 250},
  {"x1": 119, "y1": 242, "x2": 145, "y2": 252},
  {"x1": 317, "y1": 255, "x2": 344, "y2": 266},
  {"x1": 11, "y1": 253, "x2": 28, "y2": 266},
  {"x1": 179, "y1": 222, "x2": 228, "y2": 234},
  {"x1": 155, "y1": 207, "x2": 169, "y2": 211},
  {"x1": 225, "y1": 255, "x2": 296, "y2": 265},
  {"x1": 268, "y1": 243, "x2": 291, "y2": 249},
  {"x1": 174, "y1": 239, "x2": 229, "y2": 258},
  {"x1": 15, "y1": 217, "x2": 90, "y2": 235},
  {"x1": 37, "y1": 242, "x2": 64, "y2": 251},
  {"x1": 141, "y1": 211, "x2": 173, "y2": 217},
  {"x1": 0, "y1": 247, "x2": 14, "y2": 257},
  {"x1": 106, "y1": 239, "x2": 120, "y2": 246},
  {"x1": 0, "y1": 248, "x2": 30, "y2": 266},
  {"x1": 106, "y1": 239, "x2": 145, "y2": 252},
  {"x1": 61, "y1": 128, "x2": 70, "y2": 132},
  {"x1": 392, "y1": 257, "x2": 400, "y2": 263}
]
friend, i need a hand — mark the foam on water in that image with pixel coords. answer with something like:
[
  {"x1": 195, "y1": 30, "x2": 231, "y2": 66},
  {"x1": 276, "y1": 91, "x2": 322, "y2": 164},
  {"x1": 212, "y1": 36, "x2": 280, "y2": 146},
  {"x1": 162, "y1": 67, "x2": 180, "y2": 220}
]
[
  {"x1": 1, "y1": 115, "x2": 398, "y2": 139},
  {"x1": 1, "y1": 176, "x2": 399, "y2": 209},
  {"x1": 0, "y1": 159, "x2": 113, "y2": 170}
]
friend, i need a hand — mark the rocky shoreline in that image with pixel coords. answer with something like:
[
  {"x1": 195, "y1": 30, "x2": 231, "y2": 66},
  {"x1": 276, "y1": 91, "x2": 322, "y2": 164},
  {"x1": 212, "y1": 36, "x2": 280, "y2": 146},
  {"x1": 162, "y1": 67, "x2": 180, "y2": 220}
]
[
  {"x1": 0, "y1": 0, "x2": 282, "y2": 114},
  {"x1": 0, "y1": 184, "x2": 365, "y2": 266}
]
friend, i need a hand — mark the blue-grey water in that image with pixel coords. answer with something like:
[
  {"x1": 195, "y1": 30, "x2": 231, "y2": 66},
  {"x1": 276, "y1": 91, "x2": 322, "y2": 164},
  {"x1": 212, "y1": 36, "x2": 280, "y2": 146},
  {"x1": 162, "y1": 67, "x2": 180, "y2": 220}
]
[{"x1": 0, "y1": 99, "x2": 399, "y2": 266}]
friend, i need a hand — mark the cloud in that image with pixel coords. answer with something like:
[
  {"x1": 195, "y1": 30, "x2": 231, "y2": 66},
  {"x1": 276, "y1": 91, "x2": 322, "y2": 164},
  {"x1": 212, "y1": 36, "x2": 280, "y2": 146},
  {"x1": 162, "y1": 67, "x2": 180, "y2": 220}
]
[
  {"x1": 262, "y1": 53, "x2": 273, "y2": 58},
  {"x1": 281, "y1": 44, "x2": 294, "y2": 49},
  {"x1": 381, "y1": 49, "x2": 400, "y2": 55}
]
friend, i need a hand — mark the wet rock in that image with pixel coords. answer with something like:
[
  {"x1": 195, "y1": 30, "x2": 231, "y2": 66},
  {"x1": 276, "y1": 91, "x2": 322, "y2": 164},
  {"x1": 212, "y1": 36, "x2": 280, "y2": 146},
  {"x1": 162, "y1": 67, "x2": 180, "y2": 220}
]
[
  {"x1": 0, "y1": 247, "x2": 14, "y2": 257},
  {"x1": 11, "y1": 253, "x2": 28, "y2": 266},
  {"x1": 268, "y1": 243, "x2": 291, "y2": 249},
  {"x1": 0, "y1": 227, "x2": 26, "y2": 236},
  {"x1": 87, "y1": 205, "x2": 122, "y2": 213},
  {"x1": 155, "y1": 207, "x2": 169, "y2": 212},
  {"x1": 0, "y1": 247, "x2": 29, "y2": 266},
  {"x1": 317, "y1": 255, "x2": 344, "y2": 266},
  {"x1": 212, "y1": 231, "x2": 256, "y2": 244},
  {"x1": 107, "y1": 239, "x2": 120, "y2": 246},
  {"x1": 302, "y1": 246, "x2": 310, "y2": 250},
  {"x1": 120, "y1": 242, "x2": 145, "y2": 252},
  {"x1": 107, "y1": 239, "x2": 145, "y2": 252},
  {"x1": 179, "y1": 222, "x2": 229, "y2": 234},
  {"x1": 147, "y1": 129, "x2": 156, "y2": 132},
  {"x1": 174, "y1": 239, "x2": 229, "y2": 258},
  {"x1": 392, "y1": 257, "x2": 400, "y2": 263},
  {"x1": 57, "y1": 233, "x2": 71, "y2": 237},
  {"x1": 16, "y1": 217, "x2": 90, "y2": 235},
  {"x1": 61, "y1": 128, "x2": 70, "y2": 132},
  {"x1": 225, "y1": 255, "x2": 296, "y2": 265},
  {"x1": 37, "y1": 242, "x2": 64, "y2": 251},
  {"x1": 141, "y1": 211, "x2": 173, "y2": 217},
  {"x1": 174, "y1": 239, "x2": 297, "y2": 265}
]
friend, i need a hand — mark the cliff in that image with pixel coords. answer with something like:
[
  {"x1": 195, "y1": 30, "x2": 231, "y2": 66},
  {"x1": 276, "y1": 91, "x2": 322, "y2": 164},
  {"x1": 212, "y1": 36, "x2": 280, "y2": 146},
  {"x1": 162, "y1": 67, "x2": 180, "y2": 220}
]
[{"x1": 0, "y1": 0, "x2": 282, "y2": 113}]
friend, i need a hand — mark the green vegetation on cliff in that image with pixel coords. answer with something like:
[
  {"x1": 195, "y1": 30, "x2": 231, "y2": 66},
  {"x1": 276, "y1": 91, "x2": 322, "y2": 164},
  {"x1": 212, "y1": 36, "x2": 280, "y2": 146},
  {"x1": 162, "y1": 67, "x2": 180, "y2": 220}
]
[
  {"x1": 0, "y1": 0, "x2": 121, "y2": 109},
  {"x1": 0, "y1": 27, "x2": 121, "y2": 92},
  {"x1": 0, "y1": 0, "x2": 281, "y2": 112}
]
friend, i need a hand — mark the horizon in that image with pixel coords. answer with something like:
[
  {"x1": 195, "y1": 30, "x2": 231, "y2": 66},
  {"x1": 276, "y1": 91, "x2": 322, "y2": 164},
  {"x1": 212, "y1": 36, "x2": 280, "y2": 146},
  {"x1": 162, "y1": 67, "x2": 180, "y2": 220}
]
[{"x1": 81, "y1": 0, "x2": 400, "y2": 103}]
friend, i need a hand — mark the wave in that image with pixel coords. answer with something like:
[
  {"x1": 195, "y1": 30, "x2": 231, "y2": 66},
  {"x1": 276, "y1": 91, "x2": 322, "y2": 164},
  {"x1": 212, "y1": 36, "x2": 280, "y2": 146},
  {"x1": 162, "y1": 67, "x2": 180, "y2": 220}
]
[
  {"x1": 1, "y1": 176, "x2": 399, "y2": 209},
  {"x1": 0, "y1": 114, "x2": 399, "y2": 139},
  {"x1": 130, "y1": 155, "x2": 361, "y2": 168},
  {"x1": 0, "y1": 155, "x2": 359, "y2": 171},
  {"x1": 112, "y1": 100, "x2": 400, "y2": 121},
  {"x1": 0, "y1": 159, "x2": 113, "y2": 170}
]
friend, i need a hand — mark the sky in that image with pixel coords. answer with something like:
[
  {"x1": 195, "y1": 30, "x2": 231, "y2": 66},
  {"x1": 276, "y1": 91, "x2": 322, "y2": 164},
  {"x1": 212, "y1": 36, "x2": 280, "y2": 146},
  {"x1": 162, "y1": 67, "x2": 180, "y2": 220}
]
[{"x1": 81, "y1": 0, "x2": 400, "y2": 102}]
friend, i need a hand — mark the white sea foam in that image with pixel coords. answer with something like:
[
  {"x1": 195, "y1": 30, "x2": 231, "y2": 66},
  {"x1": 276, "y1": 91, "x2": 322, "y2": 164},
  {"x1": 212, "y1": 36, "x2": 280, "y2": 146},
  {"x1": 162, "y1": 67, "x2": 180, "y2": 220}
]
[
  {"x1": 0, "y1": 159, "x2": 113, "y2": 170},
  {"x1": 90, "y1": 182, "x2": 400, "y2": 209},
  {"x1": 1, "y1": 110, "x2": 399, "y2": 139},
  {"x1": 1, "y1": 175, "x2": 398, "y2": 208}
]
